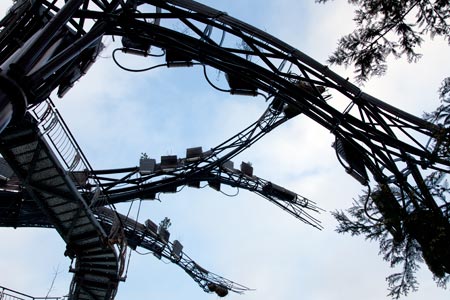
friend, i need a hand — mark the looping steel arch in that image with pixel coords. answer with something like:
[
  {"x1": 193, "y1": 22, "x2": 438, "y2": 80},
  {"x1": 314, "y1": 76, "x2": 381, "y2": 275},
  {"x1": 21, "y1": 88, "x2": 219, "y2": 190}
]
[{"x1": 0, "y1": 0, "x2": 449, "y2": 298}]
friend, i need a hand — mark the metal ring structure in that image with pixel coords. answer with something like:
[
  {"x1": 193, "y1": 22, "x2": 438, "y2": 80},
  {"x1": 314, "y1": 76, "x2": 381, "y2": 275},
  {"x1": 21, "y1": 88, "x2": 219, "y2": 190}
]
[
  {"x1": 0, "y1": 0, "x2": 449, "y2": 299},
  {"x1": 11, "y1": 0, "x2": 445, "y2": 210}
]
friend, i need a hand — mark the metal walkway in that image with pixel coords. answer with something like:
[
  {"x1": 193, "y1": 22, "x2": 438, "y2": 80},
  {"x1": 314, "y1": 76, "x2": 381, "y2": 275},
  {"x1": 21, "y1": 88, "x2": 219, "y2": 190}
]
[{"x1": 0, "y1": 113, "x2": 120, "y2": 300}]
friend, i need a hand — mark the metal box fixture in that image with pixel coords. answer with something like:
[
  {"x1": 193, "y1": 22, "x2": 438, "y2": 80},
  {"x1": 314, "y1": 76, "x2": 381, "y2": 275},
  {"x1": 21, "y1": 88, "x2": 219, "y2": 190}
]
[
  {"x1": 160, "y1": 155, "x2": 178, "y2": 170},
  {"x1": 240, "y1": 162, "x2": 253, "y2": 177},
  {"x1": 186, "y1": 147, "x2": 203, "y2": 162},
  {"x1": 139, "y1": 158, "x2": 156, "y2": 175},
  {"x1": 171, "y1": 240, "x2": 183, "y2": 260}
]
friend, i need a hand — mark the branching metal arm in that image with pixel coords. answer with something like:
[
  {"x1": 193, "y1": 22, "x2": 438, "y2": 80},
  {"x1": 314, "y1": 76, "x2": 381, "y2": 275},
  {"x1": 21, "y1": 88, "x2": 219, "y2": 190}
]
[
  {"x1": 0, "y1": 187, "x2": 250, "y2": 296},
  {"x1": 96, "y1": 0, "x2": 448, "y2": 211},
  {"x1": 1, "y1": 0, "x2": 450, "y2": 296},
  {"x1": 215, "y1": 164, "x2": 323, "y2": 229},
  {"x1": 84, "y1": 161, "x2": 323, "y2": 228},
  {"x1": 94, "y1": 206, "x2": 251, "y2": 296},
  {"x1": 66, "y1": 101, "x2": 323, "y2": 227},
  {"x1": 82, "y1": 103, "x2": 289, "y2": 192},
  {"x1": 2, "y1": 0, "x2": 446, "y2": 209}
]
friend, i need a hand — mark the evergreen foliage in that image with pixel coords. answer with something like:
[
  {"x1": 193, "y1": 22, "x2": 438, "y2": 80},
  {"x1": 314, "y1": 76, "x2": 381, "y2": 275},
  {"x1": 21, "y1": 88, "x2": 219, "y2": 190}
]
[
  {"x1": 317, "y1": 0, "x2": 450, "y2": 296},
  {"x1": 332, "y1": 78, "x2": 450, "y2": 298},
  {"x1": 316, "y1": 0, "x2": 449, "y2": 82}
]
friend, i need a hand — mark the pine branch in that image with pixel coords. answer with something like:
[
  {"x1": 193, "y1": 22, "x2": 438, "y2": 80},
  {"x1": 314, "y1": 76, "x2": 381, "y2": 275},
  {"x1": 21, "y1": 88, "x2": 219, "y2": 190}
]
[{"x1": 318, "y1": 0, "x2": 449, "y2": 81}]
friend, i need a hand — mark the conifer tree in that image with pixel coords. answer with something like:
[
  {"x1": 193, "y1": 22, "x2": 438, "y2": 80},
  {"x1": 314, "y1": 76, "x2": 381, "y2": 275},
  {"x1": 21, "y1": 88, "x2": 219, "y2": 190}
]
[
  {"x1": 316, "y1": 0, "x2": 449, "y2": 82},
  {"x1": 317, "y1": 1, "x2": 450, "y2": 297}
]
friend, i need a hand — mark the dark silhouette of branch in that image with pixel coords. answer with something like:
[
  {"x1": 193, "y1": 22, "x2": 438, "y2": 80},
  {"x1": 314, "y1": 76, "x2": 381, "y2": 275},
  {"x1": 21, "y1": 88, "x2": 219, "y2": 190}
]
[{"x1": 316, "y1": 0, "x2": 449, "y2": 82}]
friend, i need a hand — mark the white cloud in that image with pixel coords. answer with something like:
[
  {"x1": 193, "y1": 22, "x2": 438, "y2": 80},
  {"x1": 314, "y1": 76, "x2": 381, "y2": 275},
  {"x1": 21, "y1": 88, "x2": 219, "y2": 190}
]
[{"x1": 1, "y1": 1, "x2": 449, "y2": 300}]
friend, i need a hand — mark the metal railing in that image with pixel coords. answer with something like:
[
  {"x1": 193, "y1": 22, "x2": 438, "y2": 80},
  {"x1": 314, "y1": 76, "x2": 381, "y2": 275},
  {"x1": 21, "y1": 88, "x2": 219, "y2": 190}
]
[
  {"x1": 0, "y1": 286, "x2": 67, "y2": 300},
  {"x1": 29, "y1": 98, "x2": 111, "y2": 207},
  {"x1": 30, "y1": 99, "x2": 92, "y2": 190},
  {"x1": 29, "y1": 98, "x2": 127, "y2": 274}
]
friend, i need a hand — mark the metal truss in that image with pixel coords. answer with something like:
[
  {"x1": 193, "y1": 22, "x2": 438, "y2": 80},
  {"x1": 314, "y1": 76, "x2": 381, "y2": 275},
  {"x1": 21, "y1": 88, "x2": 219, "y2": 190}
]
[
  {"x1": 0, "y1": 116, "x2": 120, "y2": 300},
  {"x1": 0, "y1": 85, "x2": 316, "y2": 298},
  {"x1": 26, "y1": 92, "x2": 322, "y2": 227},
  {"x1": 77, "y1": 104, "x2": 322, "y2": 229},
  {"x1": 94, "y1": 206, "x2": 250, "y2": 296},
  {"x1": 0, "y1": 0, "x2": 449, "y2": 298},
  {"x1": 1, "y1": 0, "x2": 448, "y2": 211},
  {"x1": 0, "y1": 187, "x2": 250, "y2": 297},
  {"x1": 82, "y1": 158, "x2": 323, "y2": 228}
]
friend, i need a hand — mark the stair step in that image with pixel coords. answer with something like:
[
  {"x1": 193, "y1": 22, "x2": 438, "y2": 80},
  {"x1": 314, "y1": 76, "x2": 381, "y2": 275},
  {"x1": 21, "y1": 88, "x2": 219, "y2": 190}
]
[
  {"x1": 50, "y1": 202, "x2": 79, "y2": 214},
  {"x1": 31, "y1": 172, "x2": 61, "y2": 183},
  {"x1": 57, "y1": 210, "x2": 81, "y2": 222},
  {"x1": 0, "y1": 116, "x2": 119, "y2": 299},
  {"x1": 80, "y1": 257, "x2": 117, "y2": 265},
  {"x1": 81, "y1": 249, "x2": 116, "y2": 258},
  {"x1": 8, "y1": 139, "x2": 37, "y2": 153},
  {"x1": 78, "y1": 266, "x2": 118, "y2": 276}
]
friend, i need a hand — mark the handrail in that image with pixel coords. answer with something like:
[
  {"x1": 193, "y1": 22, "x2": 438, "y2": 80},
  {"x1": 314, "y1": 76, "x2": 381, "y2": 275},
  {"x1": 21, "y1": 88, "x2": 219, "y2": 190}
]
[
  {"x1": 29, "y1": 98, "x2": 110, "y2": 206},
  {"x1": 0, "y1": 286, "x2": 67, "y2": 300},
  {"x1": 30, "y1": 99, "x2": 92, "y2": 190},
  {"x1": 29, "y1": 98, "x2": 127, "y2": 280}
]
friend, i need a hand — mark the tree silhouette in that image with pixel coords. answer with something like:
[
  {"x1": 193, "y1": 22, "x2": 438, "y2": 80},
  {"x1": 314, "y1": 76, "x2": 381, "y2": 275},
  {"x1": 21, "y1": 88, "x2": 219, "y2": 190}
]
[
  {"x1": 316, "y1": 1, "x2": 450, "y2": 296},
  {"x1": 332, "y1": 78, "x2": 450, "y2": 298},
  {"x1": 316, "y1": 0, "x2": 449, "y2": 82}
]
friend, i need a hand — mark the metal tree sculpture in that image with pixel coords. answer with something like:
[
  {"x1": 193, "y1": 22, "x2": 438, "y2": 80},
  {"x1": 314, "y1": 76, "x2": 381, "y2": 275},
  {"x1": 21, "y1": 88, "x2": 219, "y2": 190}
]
[{"x1": 0, "y1": 0, "x2": 449, "y2": 299}]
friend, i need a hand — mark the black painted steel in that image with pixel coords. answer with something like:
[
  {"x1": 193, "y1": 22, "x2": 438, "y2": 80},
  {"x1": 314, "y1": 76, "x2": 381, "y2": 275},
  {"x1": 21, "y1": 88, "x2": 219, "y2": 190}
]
[
  {"x1": 0, "y1": 0, "x2": 449, "y2": 298},
  {"x1": 0, "y1": 115, "x2": 120, "y2": 300}
]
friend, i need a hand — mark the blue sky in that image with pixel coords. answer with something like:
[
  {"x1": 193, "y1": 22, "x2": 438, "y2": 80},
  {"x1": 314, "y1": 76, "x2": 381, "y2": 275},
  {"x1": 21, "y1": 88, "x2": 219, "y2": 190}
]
[{"x1": 0, "y1": 1, "x2": 449, "y2": 300}]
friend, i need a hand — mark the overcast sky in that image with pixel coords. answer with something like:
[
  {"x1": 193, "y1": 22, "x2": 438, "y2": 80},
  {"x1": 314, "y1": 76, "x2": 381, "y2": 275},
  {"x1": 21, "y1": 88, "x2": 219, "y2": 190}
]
[{"x1": 0, "y1": 1, "x2": 449, "y2": 300}]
